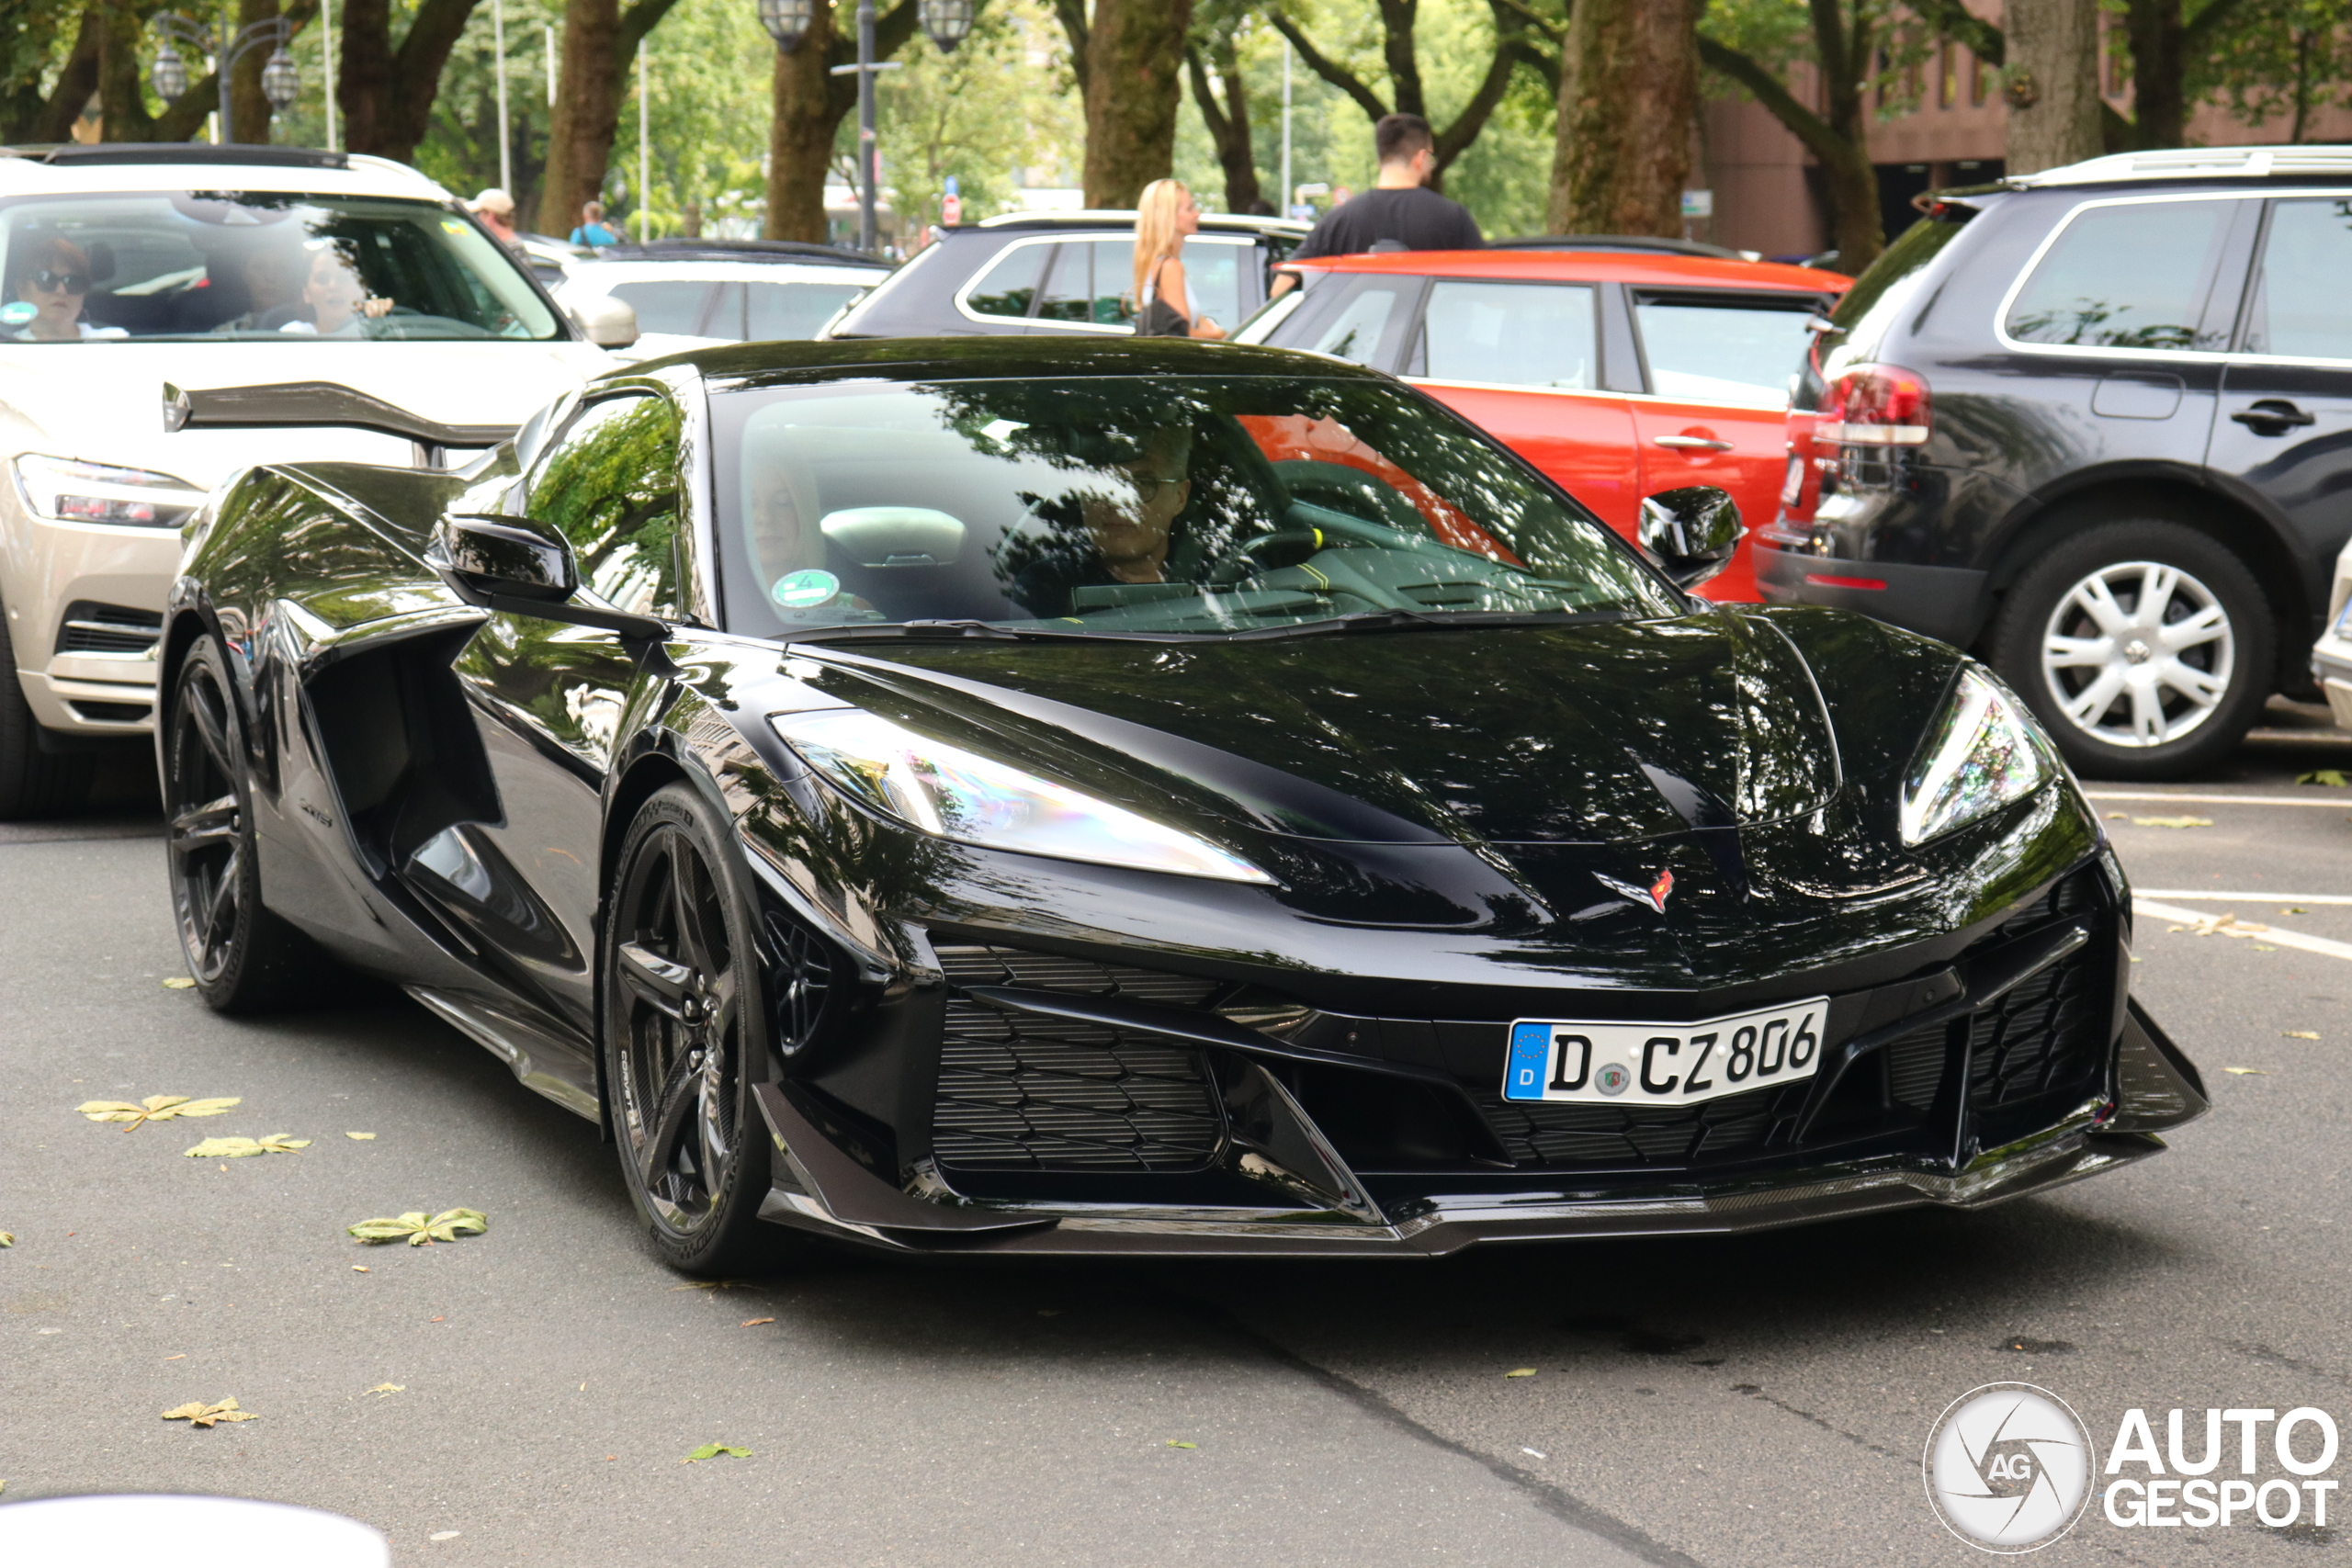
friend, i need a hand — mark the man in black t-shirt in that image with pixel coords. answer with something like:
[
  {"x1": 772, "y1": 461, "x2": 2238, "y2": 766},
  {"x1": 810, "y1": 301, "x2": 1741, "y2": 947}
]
[{"x1": 1273, "y1": 114, "x2": 1482, "y2": 296}]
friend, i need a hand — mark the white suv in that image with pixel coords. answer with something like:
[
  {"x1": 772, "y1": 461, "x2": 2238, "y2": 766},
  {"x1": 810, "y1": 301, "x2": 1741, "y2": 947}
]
[{"x1": 0, "y1": 142, "x2": 625, "y2": 816}]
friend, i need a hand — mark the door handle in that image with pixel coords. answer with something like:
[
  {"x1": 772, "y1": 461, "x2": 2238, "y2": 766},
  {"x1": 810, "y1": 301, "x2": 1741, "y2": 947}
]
[
  {"x1": 2231, "y1": 400, "x2": 2317, "y2": 434},
  {"x1": 1653, "y1": 434, "x2": 1736, "y2": 452}
]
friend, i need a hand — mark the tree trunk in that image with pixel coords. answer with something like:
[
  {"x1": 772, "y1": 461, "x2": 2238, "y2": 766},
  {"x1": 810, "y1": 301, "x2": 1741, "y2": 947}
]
[
  {"x1": 2005, "y1": 0, "x2": 2104, "y2": 175},
  {"x1": 99, "y1": 1, "x2": 209, "y2": 141},
  {"x1": 4, "y1": 5, "x2": 101, "y2": 144},
  {"x1": 2122, "y1": 0, "x2": 2185, "y2": 149},
  {"x1": 1080, "y1": 0, "x2": 1190, "y2": 208},
  {"x1": 1546, "y1": 0, "x2": 1697, "y2": 237},
  {"x1": 762, "y1": 0, "x2": 920, "y2": 244},
  {"x1": 537, "y1": 0, "x2": 619, "y2": 233},
  {"x1": 1185, "y1": 39, "x2": 1258, "y2": 213},
  {"x1": 230, "y1": 0, "x2": 279, "y2": 143}
]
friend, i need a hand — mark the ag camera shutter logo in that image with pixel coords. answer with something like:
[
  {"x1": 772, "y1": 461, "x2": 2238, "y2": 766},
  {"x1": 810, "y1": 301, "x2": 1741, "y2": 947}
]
[{"x1": 1924, "y1": 1382, "x2": 2095, "y2": 1552}]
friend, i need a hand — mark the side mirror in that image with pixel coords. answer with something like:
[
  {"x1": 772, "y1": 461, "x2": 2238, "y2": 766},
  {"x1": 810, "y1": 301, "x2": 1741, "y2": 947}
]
[
  {"x1": 427, "y1": 514, "x2": 575, "y2": 602},
  {"x1": 426, "y1": 513, "x2": 668, "y2": 642},
  {"x1": 569, "y1": 294, "x2": 639, "y2": 349},
  {"x1": 1637, "y1": 486, "x2": 1742, "y2": 591}
]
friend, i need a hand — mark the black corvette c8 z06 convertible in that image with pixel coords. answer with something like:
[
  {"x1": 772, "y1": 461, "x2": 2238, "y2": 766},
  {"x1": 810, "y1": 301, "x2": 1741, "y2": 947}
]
[{"x1": 158, "y1": 337, "x2": 2207, "y2": 1274}]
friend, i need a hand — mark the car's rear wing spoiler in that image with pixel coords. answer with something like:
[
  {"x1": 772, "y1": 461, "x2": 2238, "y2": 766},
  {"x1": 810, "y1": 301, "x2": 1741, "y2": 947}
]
[{"x1": 163, "y1": 380, "x2": 519, "y2": 468}]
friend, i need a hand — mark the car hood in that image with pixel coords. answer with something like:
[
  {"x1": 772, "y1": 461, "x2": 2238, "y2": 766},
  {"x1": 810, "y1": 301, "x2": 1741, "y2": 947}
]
[
  {"x1": 0, "y1": 339, "x2": 612, "y2": 487},
  {"x1": 807, "y1": 612, "x2": 1860, "y2": 848}
]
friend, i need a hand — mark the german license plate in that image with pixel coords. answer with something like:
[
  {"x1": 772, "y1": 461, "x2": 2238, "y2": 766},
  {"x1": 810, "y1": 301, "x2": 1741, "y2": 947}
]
[{"x1": 1501, "y1": 999, "x2": 1830, "y2": 1107}]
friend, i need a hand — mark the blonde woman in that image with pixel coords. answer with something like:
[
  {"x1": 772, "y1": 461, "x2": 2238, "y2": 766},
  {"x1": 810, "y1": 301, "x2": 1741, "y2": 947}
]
[{"x1": 1131, "y1": 180, "x2": 1225, "y2": 340}]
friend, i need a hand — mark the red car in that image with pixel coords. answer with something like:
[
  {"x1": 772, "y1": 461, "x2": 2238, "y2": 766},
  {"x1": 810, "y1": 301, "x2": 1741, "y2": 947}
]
[{"x1": 1241, "y1": 247, "x2": 1849, "y2": 601}]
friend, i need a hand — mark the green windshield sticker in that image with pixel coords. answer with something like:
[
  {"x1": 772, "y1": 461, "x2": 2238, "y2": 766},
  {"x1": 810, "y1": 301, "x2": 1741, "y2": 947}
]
[
  {"x1": 773, "y1": 568, "x2": 842, "y2": 609},
  {"x1": 1, "y1": 302, "x2": 35, "y2": 326}
]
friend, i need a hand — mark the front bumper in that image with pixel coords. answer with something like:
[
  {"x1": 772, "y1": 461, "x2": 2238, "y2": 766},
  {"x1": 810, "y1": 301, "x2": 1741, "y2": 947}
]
[
  {"x1": 746, "y1": 869, "x2": 2208, "y2": 1258},
  {"x1": 2, "y1": 505, "x2": 179, "y2": 737},
  {"x1": 1755, "y1": 536, "x2": 1988, "y2": 649}
]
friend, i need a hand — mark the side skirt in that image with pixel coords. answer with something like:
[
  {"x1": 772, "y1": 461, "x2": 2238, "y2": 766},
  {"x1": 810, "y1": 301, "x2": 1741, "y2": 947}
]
[{"x1": 408, "y1": 985, "x2": 601, "y2": 1122}]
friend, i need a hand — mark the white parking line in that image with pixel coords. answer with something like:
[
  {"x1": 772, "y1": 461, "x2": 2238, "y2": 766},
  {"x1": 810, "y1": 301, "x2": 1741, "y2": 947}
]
[
  {"x1": 2133, "y1": 898, "x2": 2352, "y2": 964},
  {"x1": 2087, "y1": 791, "x2": 2352, "y2": 808},
  {"x1": 2136, "y1": 891, "x2": 2352, "y2": 905}
]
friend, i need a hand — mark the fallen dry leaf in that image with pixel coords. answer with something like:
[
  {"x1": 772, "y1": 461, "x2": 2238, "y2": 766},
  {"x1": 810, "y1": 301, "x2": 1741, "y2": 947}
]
[
  {"x1": 346, "y1": 1208, "x2": 487, "y2": 1247},
  {"x1": 161, "y1": 977, "x2": 197, "y2": 989},
  {"x1": 162, "y1": 1396, "x2": 256, "y2": 1428},
  {"x1": 683, "y1": 1443, "x2": 751, "y2": 1462},
  {"x1": 2174, "y1": 913, "x2": 2269, "y2": 939},
  {"x1": 183, "y1": 1134, "x2": 311, "y2": 1159},
  {"x1": 345, "y1": 1132, "x2": 376, "y2": 1141},
  {"x1": 2285, "y1": 1031, "x2": 2322, "y2": 1040},
  {"x1": 0, "y1": 1232, "x2": 13, "y2": 1248},
  {"x1": 163, "y1": 1355, "x2": 185, "y2": 1361},
  {"x1": 1504, "y1": 1367, "x2": 1538, "y2": 1378},
  {"x1": 2284, "y1": 907, "x2": 2309, "y2": 915},
  {"x1": 668, "y1": 1279, "x2": 751, "y2": 1291},
  {"x1": 2132, "y1": 816, "x2": 2214, "y2": 829},
  {"x1": 2224, "y1": 1066, "x2": 2269, "y2": 1076},
  {"x1": 77, "y1": 1095, "x2": 240, "y2": 1131},
  {"x1": 1165, "y1": 1440, "x2": 1198, "y2": 1450},
  {"x1": 2105, "y1": 811, "x2": 2129, "y2": 820},
  {"x1": 740, "y1": 1317, "x2": 775, "y2": 1328},
  {"x1": 365, "y1": 1383, "x2": 403, "y2": 1397},
  {"x1": 2299, "y1": 769, "x2": 2349, "y2": 787},
  {"x1": 352, "y1": 1266, "x2": 369, "y2": 1272}
]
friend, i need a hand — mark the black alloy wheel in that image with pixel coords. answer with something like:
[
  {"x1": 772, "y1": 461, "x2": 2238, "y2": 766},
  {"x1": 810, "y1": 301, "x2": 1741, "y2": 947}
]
[
  {"x1": 605, "y1": 782, "x2": 783, "y2": 1275},
  {"x1": 1986, "y1": 518, "x2": 2273, "y2": 782},
  {"x1": 164, "y1": 637, "x2": 311, "y2": 1010}
]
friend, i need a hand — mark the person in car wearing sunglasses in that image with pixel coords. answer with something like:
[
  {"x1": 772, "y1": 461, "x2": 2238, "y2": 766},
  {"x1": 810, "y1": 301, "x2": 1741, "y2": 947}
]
[{"x1": 6, "y1": 234, "x2": 125, "y2": 342}]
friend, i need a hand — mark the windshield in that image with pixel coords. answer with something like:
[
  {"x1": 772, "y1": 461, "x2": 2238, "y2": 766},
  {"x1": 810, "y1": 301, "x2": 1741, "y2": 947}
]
[
  {"x1": 710, "y1": 375, "x2": 1683, "y2": 639},
  {"x1": 0, "y1": 191, "x2": 562, "y2": 344}
]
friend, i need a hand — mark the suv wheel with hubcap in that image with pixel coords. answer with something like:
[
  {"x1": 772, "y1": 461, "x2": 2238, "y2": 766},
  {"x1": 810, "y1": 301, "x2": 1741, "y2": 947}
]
[{"x1": 1989, "y1": 520, "x2": 2272, "y2": 781}]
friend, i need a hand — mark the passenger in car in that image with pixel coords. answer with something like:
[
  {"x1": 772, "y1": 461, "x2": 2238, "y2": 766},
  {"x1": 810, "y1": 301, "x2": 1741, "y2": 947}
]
[
  {"x1": 215, "y1": 242, "x2": 309, "y2": 333},
  {"x1": 5, "y1": 233, "x2": 126, "y2": 342},
  {"x1": 1010, "y1": 423, "x2": 1195, "y2": 615},
  {"x1": 274, "y1": 243, "x2": 394, "y2": 336}
]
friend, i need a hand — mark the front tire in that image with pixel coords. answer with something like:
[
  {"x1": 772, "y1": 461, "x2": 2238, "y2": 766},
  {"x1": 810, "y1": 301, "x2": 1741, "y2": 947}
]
[
  {"x1": 163, "y1": 637, "x2": 317, "y2": 1011},
  {"x1": 1986, "y1": 520, "x2": 2272, "y2": 781},
  {"x1": 603, "y1": 782, "x2": 786, "y2": 1277},
  {"x1": 0, "y1": 599, "x2": 94, "y2": 819}
]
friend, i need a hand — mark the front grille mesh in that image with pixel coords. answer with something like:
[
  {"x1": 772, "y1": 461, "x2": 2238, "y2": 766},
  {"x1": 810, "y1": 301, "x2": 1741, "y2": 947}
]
[
  {"x1": 1474, "y1": 1082, "x2": 1803, "y2": 1168},
  {"x1": 931, "y1": 943, "x2": 1226, "y2": 1172},
  {"x1": 1968, "y1": 947, "x2": 2105, "y2": 1110}
]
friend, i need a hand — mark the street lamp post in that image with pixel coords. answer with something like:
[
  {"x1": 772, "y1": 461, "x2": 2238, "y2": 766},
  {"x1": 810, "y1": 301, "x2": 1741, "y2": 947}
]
[
  {"x1": 759, "y1": 0, "x2": 970, "y2": 256},
  {"x1": 152, "y1": 12, "x2": 298, "y2": 145}
]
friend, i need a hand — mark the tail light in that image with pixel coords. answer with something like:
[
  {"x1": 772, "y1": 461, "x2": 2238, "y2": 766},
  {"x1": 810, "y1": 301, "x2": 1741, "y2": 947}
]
[{"x1": 1814, "y1": 364, "x2": 1932, "y2": 446}]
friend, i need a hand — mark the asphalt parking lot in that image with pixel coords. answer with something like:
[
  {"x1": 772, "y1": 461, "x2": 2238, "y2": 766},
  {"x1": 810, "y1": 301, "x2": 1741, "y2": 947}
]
[{"x1": 6, "y1": 707, "x2": 2352, "y2": 1565}]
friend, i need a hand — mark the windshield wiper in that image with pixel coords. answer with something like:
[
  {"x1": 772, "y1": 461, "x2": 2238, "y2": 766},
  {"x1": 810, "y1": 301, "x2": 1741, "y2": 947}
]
[
  {"x1": 1225, "y1": 608, "x2": 1634, "y2": 640},
  {"x1": 785, "y1": 619, "x2": 1136, "y2": 646}
]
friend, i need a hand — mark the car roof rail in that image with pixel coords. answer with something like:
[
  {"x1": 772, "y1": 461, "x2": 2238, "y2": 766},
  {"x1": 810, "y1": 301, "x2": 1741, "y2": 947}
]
[
  {"x1": 973, "y1": 209, "x2": 1310, "y2": 236},
  {"x1": 590, "y1": 237, "x2": 883, "y2": 267},
  {"x1": 2, "y1": 142, "x2": 353, "y2": 171},
  {"x1": 1487, "y1": 233, "x2": 1746, "y2": 260},
  {"x1": 2012, "y1": 145, "x2": 2352, "y2": 186}
]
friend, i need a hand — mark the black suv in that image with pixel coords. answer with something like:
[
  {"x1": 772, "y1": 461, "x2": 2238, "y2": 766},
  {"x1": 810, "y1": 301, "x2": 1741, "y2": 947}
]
[
  {"x1": 1760, "y1": 145, "x2": 2352, "y2": 778},
  {"x1": 822, "y1": 210, "x2": 1307, "y2": 340}
]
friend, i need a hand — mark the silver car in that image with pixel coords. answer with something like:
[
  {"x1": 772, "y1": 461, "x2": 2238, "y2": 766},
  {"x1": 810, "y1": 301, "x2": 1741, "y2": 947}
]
[{"x1": 554, "y1": 240, "x2": 888, "y2": 361}]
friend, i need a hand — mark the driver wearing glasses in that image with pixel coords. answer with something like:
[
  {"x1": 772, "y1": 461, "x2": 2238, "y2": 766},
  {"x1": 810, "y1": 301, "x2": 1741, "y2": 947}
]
[{"x1": 6, "y1": 235, "x2": 126, "y2": 342}]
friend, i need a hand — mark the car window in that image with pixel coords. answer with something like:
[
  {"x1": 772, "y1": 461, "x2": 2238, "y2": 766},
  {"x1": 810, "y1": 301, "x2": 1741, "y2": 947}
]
[
  {"x1": 1036, "y1": 243, "x2": 1093, "y2": 322},
  {"x1": 606, "y1": 279, "x2": 718, "y2": 336},
  {"x1": 2244, "y1": 198, "x2": 2352, "y2": 360},
  {"x1": 0, "y1": 190, "x2": 559, "y2": 343},
  {"x1": 1422, "y1": 280, "x2": 1597, "y2": 389},
  {"x1": 1634, "y1": 295, "x2": 1816, "y2": 403},
  {"x1": 709, "y1": 374, "x2": 1684, "y2": 641},
  {"x1": 2004, "y1": 198, "x2": 2236, "y2": 351},
  {"x1": 1304, "y1": 280, "x2": 1413, "y2": 367},
  {"x1": 746, "y1": 279, "x2": 867, "y2": 342},
  {"x1": 526, "y1": 393, "x2": 683, "y2": 616},
  {"x1": 965, "y1": 243, "x2": 1049, "y2": 320}
]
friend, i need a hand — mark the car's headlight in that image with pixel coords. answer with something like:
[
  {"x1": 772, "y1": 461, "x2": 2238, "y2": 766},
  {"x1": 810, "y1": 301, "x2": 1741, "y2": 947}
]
[
  {"x1": 11, "y1": 454, "x2": 205, "y2": 528},
  {"x1": 770, "y1": 708, "x2": 1273, "y2": 884},
  {"x1": 1899, "y1": 667, "x2": 2052, "y2": 846}
]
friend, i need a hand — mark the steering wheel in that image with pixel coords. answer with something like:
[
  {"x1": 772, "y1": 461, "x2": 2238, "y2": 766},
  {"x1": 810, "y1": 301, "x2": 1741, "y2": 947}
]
[{"x1": 1205, "y1": 504, "x2": 1421, "y2": 586}]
